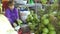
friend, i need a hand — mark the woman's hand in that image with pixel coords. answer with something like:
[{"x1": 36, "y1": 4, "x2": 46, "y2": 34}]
[{"x1": 13, "y1": 23, "x2": 17, "y2": 27}]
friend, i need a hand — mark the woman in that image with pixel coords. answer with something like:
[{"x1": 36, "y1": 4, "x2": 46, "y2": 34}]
[{"x1": 5, "y1": 1, "x2": 19, "y2": 27}]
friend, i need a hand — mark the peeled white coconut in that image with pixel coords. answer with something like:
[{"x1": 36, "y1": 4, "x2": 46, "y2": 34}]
[{"x1": 0, "y1": 14, "x2": 18, "y2": 34}]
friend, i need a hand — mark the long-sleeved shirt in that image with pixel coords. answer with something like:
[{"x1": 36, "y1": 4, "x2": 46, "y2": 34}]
[{"x1": 5, "y1": 8, "x2": 19, "y2": 25}]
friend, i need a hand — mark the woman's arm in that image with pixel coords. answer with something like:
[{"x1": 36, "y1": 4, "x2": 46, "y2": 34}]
[
  {"x1": 15, "y1": 8, "x2": 19, "y2": 19},
  {"x1": 5, "y1": 9, "x2": 13, "y2": 24}
]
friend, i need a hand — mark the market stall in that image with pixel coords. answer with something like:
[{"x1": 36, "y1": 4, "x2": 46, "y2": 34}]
[{"x1": 1, "y1": 0, "x2": 60, "y2": 34}]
